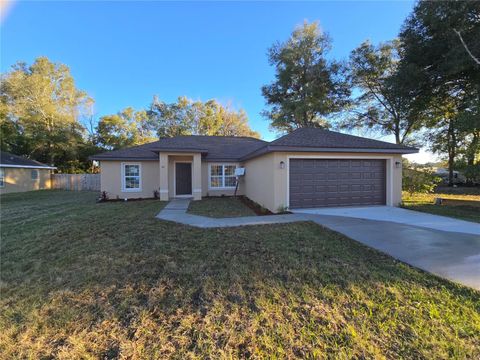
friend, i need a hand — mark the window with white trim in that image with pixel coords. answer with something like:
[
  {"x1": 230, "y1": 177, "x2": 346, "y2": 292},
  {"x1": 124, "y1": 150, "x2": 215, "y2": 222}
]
[
  {"x1": 122, "y1": 163, "x2": 141, "y2": 191},
  {"x1": 31, "y1": 169, "x2": 39, "y2": 180},
  {"x1": 0, "y1": 168, "x2": 4, "y2": 188},
  {"x1": 209, "y1": 164, "x2": 236, "y2": 189}
]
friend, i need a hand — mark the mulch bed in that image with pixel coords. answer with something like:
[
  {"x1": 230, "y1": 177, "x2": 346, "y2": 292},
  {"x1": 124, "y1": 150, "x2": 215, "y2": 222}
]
[{"x1": 237, "y1": 195, "x2": 291, "y2": 216}]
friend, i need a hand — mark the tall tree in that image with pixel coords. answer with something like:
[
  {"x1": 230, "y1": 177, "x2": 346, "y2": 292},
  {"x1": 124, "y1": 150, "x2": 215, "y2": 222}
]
[
  {"x1": 147, "y1": 96, "x2": 196, "y2": 138},
  {"x1": 455, "y1": 91, "x2": 480, "y2": 184},
  {"x1": 0, "y1": 57, "x2": 92, "y2": 167},
  {"x1": 216, "y1": 107, "x2": 258, "y2": 137},
  {"x1": 347, "y1": 40, "x2": 424, "y2": 144},
  {"x1": 147, "y1": 97, "x2": 260, "y2": 138},
  {"x1": 400, "y1": 1, "x2": 480, "y2": 184},
  {"x1": 261, "y1": 21, "x2": 350, "y2": 132},
  {"x1": 97, "y1": 107, "x2": 156, "y2": 150}
]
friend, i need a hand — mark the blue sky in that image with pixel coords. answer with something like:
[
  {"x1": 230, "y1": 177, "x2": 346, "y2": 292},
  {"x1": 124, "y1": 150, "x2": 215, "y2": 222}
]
[{"x1": 1, "y1": 0, "x2": 432, "y2": 161}]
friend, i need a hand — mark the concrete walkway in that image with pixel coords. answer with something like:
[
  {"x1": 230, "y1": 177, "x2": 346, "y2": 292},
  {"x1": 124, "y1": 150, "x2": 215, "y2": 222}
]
[
  {"x1": 157, "y1": 199, "x2": 480, "y2": 290},
  {"x1": 292, "y1": 206, "x2": 480, "y2": 235},
  {"x1": 157, "y1": 199, "x2": 304, "y2": 228}
]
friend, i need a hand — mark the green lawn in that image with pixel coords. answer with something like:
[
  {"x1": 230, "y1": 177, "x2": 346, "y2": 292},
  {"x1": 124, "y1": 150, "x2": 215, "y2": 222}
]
[
  {"x1": 188, "y1": 196, "x2": 257, "y2": 218},
  {"x1": 402, "y1": 192, "x2": 480, "y2": 223},
  {"x1": 1, "y1": 191, "x2": 479, "y2": 359}
]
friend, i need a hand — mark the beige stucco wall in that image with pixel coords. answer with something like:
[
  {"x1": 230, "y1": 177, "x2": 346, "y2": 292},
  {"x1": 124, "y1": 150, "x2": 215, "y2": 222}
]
[
  {"x1": 244, "y1": 152, "x2": 404, "y2": 213},
  {"x1": 99, "y1": 152, "x2": 404, "y2": 208},
  {"x1": 392, "y1": 154, "x2": 403, "y2": 205},
  {"x1": 100, "y1": 153, "x2": 203, "y2": 201},
  {"x1": 0, "y1": 167, "x2": 52, "y2": 194},
  {"x1": 243, "y1": 153, "x2": 277, "y2": 211},
  {"x1": 100, "y1": 160, "x2": 159, "y2": 199}
]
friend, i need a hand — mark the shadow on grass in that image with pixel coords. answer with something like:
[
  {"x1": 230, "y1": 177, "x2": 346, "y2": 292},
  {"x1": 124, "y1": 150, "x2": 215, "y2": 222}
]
[{"x1": 1, "y1": 191, "x2": 479, "y2": 358}]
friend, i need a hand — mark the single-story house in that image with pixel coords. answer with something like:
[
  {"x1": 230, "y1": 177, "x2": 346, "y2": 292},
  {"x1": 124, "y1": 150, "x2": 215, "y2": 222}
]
[
  {"x1": 0, "y1": 152, "x2": 56, "y2": 194},
  {"x1": 91, "y1": 128, "x2": 418, "y2": 212}
]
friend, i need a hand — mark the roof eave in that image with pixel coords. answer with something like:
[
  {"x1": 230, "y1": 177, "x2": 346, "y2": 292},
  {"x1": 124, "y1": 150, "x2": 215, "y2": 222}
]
[
  {"x1": 152, "y1": 148, "x2": 209, "y2": 154},
  {"x1": 204, "y1": 157, "x2": 243, "y2": 162},
  {"x1": 89, "y1": 156, "x2": 158, "y2": 161},
  {"x1": 241, "y1": 146, "x2": 419, "y2": 161},
  {"x1": 0, "y1": 164, "x2": 57, "y2": 170}
]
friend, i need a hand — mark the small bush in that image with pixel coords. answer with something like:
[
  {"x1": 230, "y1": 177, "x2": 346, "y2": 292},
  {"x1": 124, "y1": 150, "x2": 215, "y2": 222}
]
[
  {"x1": 97, "y1": 191, "x2": 109, "y2": 202},
  {"x1": 403, "y1": 165, "x2": 441, "y2": 195}
]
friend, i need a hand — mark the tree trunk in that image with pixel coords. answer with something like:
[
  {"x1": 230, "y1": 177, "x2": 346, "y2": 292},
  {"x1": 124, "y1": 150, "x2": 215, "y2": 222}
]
[
  {"x1": 394, "y1": 130, "x2": 401, "y2": 145},
  {"x1": 465, "y1": 131, "x2": 479, "y2": 185},
  {"x1": 447, "y1": 118, "x2": 456, "y2": 186}
]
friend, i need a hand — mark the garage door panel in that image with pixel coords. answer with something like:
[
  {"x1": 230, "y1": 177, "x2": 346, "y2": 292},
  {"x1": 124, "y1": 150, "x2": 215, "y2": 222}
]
[{"x1": 289, "y1": 159, "x2": 386, "y2": 208}]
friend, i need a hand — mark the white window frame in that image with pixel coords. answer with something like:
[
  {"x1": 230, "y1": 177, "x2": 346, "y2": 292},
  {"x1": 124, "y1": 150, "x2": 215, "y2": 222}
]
[
  {"x1": 208, "y1": 163, "x2": 237, "y2": 190},
  {"x1": 121, "y1": 162, "x2": 142, "y2": 192},
  {"x1": 0, "y1": 168, "x2": 4, "y2": 188},
  {"x1": 31, "y1": 169, "x2": 39, "y2": 181}
]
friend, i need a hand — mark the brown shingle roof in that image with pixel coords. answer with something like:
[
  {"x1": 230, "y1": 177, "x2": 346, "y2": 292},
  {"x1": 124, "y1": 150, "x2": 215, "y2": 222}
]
[
  {"x1": 0, "y1": 151, "x2": 56, "y2": 169},
  {"x1": 239, "y1": 128, "x2": 418, "y2": 160},
  {"x1": 91, "y1": 128, "x2": 418, "y2": 162},
  {"x1": 270, "y1": 128, "x2": 417, "y2": 150},
  {"x1": 91, "y1": 136, "x2": 268, "y2": 161}
]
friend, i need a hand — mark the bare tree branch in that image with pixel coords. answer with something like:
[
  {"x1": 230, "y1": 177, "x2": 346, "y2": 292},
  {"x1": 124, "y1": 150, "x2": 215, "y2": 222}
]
[{"x1": 453, "y1": 28, "x2": 480, "y2": 65}]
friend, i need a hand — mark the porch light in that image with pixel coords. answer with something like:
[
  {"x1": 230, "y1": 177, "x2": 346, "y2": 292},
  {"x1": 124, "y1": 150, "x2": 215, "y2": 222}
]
[
  {"x1": 395, "y1": 161, "x2": 401, "y2": 168},
  {"x1": 280, "y1": 161, "x2": 285, "y2": 169}
]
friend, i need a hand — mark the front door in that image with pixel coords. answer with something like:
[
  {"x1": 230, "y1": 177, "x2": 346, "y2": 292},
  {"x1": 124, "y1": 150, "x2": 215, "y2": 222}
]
[{"x1": 175, "y1": 162, "x2": 192, "y2": 196}]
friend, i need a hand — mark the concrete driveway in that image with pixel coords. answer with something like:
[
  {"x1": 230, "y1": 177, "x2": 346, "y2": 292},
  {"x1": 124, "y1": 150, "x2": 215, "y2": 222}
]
[
  {"x1": 293, "y1": 206, "x2": 480, "y2": 235},
  {"x1": 293, "y1": 207, "x2": 480, "y2": 290}
]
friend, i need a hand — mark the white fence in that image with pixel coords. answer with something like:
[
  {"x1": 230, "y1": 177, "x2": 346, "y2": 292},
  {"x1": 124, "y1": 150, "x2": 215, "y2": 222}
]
[{"x1": 52, "y1": 174, "x2": 100, "y2": 191}]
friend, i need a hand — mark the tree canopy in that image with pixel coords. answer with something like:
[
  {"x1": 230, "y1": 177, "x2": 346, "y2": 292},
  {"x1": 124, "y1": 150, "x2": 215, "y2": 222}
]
[
  {"x1": 0, "y1": 57, "x2": 260, "y2": 172},
  {"x1": 347, "y1": 40, "x2": 424, "y2": 145},
  {"x1": 97, "y1": 107, "x2": 156, "y2": 150},
  {"x1": 147, "y1": 96, "x2": 260, "y2": 138},
  {"x1": 261, "y1": 21, "x2": 350, "y2": 133},
  {"x1": 1, "y1": 57, "x2": 94, "y2": 171},
  {"x1": 399, "y1": 0, "x2": 480, "y2": 184}
]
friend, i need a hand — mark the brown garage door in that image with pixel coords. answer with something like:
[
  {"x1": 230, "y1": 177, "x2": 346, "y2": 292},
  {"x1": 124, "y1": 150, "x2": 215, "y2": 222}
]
[{"x1": 289, "y1": 159, "x2": 386, "y2": 208}]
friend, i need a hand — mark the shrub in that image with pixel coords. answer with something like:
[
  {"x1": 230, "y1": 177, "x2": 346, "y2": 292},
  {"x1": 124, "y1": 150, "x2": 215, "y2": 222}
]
[
  {"x1": 403, "y1": 165, "x2": 441, "y2": 195},
  {"x1": 97, "y1": 191, "x2": 108, "y2": 203},
  {"x1": 463, "y1": 164, "x2": 480, "y2": 185}
]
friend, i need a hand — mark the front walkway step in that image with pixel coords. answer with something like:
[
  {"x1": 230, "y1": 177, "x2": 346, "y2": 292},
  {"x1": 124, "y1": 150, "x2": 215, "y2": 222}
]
[{"x1": 164, "y1": 198, "x2": 191, "y2": 210}]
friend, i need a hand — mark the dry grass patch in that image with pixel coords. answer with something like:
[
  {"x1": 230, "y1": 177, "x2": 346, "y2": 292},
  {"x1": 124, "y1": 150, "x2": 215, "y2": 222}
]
[
  {"x1": 402, "y1": 192, "x2": 480, "y2": 223},
  {"x1": 1, "y1": 191, "x2": 479, "y2": 359}
]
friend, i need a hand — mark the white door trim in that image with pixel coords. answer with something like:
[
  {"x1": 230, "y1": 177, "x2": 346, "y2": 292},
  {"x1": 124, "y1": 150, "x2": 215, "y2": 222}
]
[
  {"x1": 173, "y1": 161, "x2": 193, "y2": 197},
  {"x1": 286, "y1": 155, "x2": 394, "y2": 208}
]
